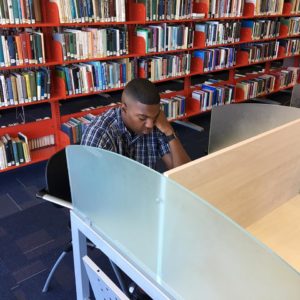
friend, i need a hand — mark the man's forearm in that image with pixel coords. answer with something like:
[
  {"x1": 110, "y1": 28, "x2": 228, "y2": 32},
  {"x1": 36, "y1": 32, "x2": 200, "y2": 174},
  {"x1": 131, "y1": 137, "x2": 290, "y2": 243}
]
[
  {"x1": 168, "y1": 137, "x2": 191, "y2": 168},
  {"x1": 155, "y1": 111, "x2": 191, "y2": 169}
]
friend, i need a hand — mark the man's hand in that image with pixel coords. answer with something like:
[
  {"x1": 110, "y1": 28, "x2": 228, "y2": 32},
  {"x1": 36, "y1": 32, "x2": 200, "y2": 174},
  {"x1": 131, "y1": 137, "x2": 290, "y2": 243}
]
[{"x1": 155, "y1": 110, "x2": 174, "y2": 136}]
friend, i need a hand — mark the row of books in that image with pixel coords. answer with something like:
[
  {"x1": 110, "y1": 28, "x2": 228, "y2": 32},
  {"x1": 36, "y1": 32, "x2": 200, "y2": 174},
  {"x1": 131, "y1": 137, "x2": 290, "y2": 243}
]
[
  {"x1": 1, "y1": 22, "x2": 299, "y2": 69},
  {"x1": 242, "y1": 19, "x2": 280, "y2": 40},
  {"x1": 0, "y1": 29, "x2": 45, "y2": 67},
  {"x1": 282, "y1": 38, "x2": 300, "y2": 54},
  {"x1": 0, "y1": 51, "x2": 295, "y2": 107},
  {"x1": 245, "y1": 0, "x2": 284, "y2": 15},
  {"x1": 286, "y1": 17, "x2": 300, "y2": 35},
  {"x1": 277, "y1": 66, "x2": 300, "y2": 86},
  {"x1": 137, "y1": 53, "x2": 191, "y2": 81},
  {"x1": 0, "y1": 132, "x2": 31, "y2": 170},
  {"x1": 61, "y1": 113, "x2": 96, "y2": 144},
  {"x1": 137, "y1": 0, "x2": 193, "y2": 21},
  {"x1": 0, "y1": 68, "x2": 51, "y2": 107},
  {"x1": 290, "y1": 0, "x2": 300, "y2": 13},
  {"x1": 50, "y1": 0, "x2": 299, "y2": 23},
  {"x1": 24, "y1": 53, "x2": 297, "y2": 101},
  {"x1": 136, "y1": 24, "x2": 194, "y2": 53},
  {"x1": 236, "y1": 73, "x2": 276, "y2": 99},
  {"x1": 56, "y1": 53, "x2": 191, "y2": 96},
  {"x1": 192, "y1": 81, "x2": 235, "y2": 112},
  {"x1": 238, "y1": 67, "x2": 300, "y2": 97},
  {"x1": 208, "y1": 0, "x2": 244, "y2": 18},
  {"x1": 28, "y1": 134, "x2": 55, "y2": 150},
  {"x1": 56, "y1": 58, "x2": 135, "y2": 95},
  {"x1": 195, "y1": 21, "x2": 241, "y2": 46},
  {"x1": 53, "y1": 27, "x2": 128, "y2": 61},
  {"x1": 195, "y1": 19, "x2": 298, "y2": 48},
  {"x1": 0, "y1": 0, "x2": 42, "y2": 24},
  {"x1": 52, "y1": 21, "x2": 300, "y2": 63},
  {"x1": 52, "y1": 0, "x2": 126, "y2": 23},
  {"x1": 1, "y1": 0, "x2": 299, "y2": 26},
  {"x1": 194, "y1": 47, "x2": 237, "y2": 72},
  {"x1": 240, "y1": 41, "x2": 279, "y2": 63},
  {"x1": 160, "y1": 95, "x2": 185, "y2": 119}
]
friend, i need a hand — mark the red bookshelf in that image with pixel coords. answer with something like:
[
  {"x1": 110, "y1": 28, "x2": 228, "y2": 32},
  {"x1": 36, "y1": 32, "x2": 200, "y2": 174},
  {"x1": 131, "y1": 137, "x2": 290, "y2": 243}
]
[
  {"x1": 0, "y1": 99, "x2": 50, "y2": 111},
  {"x1": 0, "y1": 22, "x2": 58, "y2": 29},
  {"x1": 0, "y1": 119, "x2": 69, "y2": 172},
  {"x1": 0, "y1": 0, "x2": 299, "y2": 172},
  {"x1": 0, "y1": 61, "x2": 58, "y2": 71}
]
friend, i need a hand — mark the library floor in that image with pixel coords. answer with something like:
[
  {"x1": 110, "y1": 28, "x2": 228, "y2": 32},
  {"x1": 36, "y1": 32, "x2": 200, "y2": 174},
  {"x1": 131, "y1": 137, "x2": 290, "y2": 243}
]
[{"x1": 0, "y1": 114, "x2": 210, "y2": 300}]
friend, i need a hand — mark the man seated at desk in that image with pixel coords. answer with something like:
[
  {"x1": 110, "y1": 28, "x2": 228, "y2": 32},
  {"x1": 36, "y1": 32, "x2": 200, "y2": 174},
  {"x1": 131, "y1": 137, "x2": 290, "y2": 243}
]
[
  {"x1": 80, "y1": 79, "x2": 190, "y2": 298},
  {"x1": 81, "y1": 78, "x2": 191, "y2": 170}
]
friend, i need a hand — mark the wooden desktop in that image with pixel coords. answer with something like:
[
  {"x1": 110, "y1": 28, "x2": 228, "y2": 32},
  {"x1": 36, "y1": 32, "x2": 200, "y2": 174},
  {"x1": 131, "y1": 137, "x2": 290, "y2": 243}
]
[{"x1": 165, "y1": 117, "x2": 300, "y2": 273}]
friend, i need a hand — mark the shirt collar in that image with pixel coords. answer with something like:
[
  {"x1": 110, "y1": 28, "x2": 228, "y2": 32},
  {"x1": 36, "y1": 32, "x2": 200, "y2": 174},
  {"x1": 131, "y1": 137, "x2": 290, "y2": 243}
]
[{"x1": 115, "y1": 107, "x2": 127, "y2": 134}]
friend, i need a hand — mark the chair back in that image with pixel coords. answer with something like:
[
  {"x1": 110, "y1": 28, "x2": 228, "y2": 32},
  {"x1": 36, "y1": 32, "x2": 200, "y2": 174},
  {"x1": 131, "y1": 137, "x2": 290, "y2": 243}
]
[
  {"x1": 290, "y1": 84, "x2": 300, "y2": 108},
  {"x1": 45, "y1": 148, "x2": 71, "y2": 202}
]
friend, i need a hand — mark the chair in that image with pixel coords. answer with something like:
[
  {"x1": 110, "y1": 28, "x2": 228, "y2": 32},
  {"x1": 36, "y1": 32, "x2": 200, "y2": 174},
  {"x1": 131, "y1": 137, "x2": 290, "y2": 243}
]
[
  {"x1": 36, "y1": 148, "x2": 129, "y2": 296},
  {"x1": 37, "y1": 148, "x2": 72, "y2": 209}
]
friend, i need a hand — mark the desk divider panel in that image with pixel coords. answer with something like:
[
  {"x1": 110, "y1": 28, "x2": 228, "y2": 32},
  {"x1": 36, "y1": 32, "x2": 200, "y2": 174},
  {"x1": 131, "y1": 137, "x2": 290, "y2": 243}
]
[
  {"x1": 209, "y1": 104, "x2": 300, "y2": 153},
  {"x1": 67, "y1": 145, "x2": 300, "y2": 299}
]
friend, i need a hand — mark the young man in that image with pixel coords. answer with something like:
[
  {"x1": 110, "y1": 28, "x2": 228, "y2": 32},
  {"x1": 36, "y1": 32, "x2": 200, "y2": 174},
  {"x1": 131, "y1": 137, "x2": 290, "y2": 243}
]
[{"x1": 81, "y1": 78, "x2": 190, "y2": 170}]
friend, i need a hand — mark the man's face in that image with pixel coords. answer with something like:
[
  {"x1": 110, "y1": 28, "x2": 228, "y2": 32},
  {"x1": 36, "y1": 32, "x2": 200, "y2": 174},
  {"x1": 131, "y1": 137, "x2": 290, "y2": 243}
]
[{"x1": 121, "y1": 94, "x2": 160, "y2": 135}]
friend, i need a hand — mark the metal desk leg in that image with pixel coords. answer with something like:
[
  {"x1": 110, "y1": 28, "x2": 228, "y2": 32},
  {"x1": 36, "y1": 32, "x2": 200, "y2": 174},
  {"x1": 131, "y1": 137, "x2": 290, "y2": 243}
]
[{"x1": 71, "y1": 213, "x2": 90, "y2": 300}]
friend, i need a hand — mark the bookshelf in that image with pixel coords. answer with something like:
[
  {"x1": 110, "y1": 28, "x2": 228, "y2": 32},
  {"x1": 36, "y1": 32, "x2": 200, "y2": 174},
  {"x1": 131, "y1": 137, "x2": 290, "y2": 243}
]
[{"x1": 0, "y1": 0, "x2": 300, "y2": 172}]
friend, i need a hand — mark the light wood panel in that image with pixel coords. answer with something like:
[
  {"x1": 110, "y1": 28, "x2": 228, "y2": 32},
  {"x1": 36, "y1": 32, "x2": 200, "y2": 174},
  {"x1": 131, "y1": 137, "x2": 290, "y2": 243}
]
[
  {"x1": 165, "y1": 119, "x2": 300, "y2": 228},
  {"x1": 247, "y1": 194, "x2": 300, "y2": 273}
]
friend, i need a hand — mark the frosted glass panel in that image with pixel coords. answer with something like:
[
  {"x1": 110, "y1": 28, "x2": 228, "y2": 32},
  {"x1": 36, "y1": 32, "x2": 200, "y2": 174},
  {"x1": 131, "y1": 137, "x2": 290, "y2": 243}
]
[
  {"x1": 67, "y1": 145, "x2": 300, "y2": 299},
  {"x1": 67, "y1": 145, "x2": 163, "y2": 279},
  {"x1": 209, "y1": 104, "x2": 300, "y2": 153}
]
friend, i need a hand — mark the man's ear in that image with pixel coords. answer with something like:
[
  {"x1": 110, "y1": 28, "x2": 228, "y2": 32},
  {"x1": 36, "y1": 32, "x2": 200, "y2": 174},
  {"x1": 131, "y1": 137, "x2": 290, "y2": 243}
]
[{"x1": 121, "y1": 102, "x2": 127, "y2": 113}]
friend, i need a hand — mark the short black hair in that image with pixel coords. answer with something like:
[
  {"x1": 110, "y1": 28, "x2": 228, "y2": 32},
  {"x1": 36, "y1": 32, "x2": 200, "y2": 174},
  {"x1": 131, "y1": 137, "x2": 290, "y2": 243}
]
[{"x1": 123, "y1": 78, "x2": 160, "y2": 105}]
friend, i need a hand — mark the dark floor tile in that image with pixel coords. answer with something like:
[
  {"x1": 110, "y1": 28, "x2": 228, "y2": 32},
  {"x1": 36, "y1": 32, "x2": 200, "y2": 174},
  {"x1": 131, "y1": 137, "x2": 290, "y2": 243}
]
[
  {"x1": 24, "y1": 234, "x2": 69, "y2": 261},
  {"x1": 12, "y1": 289, "x2": 26, "y2": 300},
  {"x1": 0, "y1": 203, "x2": 71, "y2": 273},
  {"x1": 19, "y1": 198, "x2": 44, "y2": 210},
  {"x1": 7, "y1": 185, "x2": 43, "y2": 210},
  {"x1": 9, "y1": 162, "x2": 46, "y2": 190},
  {"x1": 0, "y1": 258, "x2": 16, "y2": 289},
  {"x1": 0, "y1": 226, "x2": 7, "y2": 237},
  {"x1": 0, "y1": 175, "x2": 24, "y2": 195},
  {"x1": 16, "y1": 163, "x2": 45, "y2": 188},
  {"x1": 12, "y1": 260, "x2": 47, "y2": 284},
  {"x1": 15, "y1": 230, "x2": 52, "y2": 254},
  {"x1": 0, "y1": 202, "x2": 70, "y2": 242},
  {"x1": 0, "y1": 194, "x2": 21, "y2": 219},
  {"x1": 11, "y1": 269, "x2": 76, "y2": 300}
]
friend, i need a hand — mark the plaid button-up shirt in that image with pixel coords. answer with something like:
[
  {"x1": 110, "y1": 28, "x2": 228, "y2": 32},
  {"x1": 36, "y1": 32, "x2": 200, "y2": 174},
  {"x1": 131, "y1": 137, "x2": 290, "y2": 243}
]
[{"x1": 81, "y1": 107, "x2": 170, "y2": 169}]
